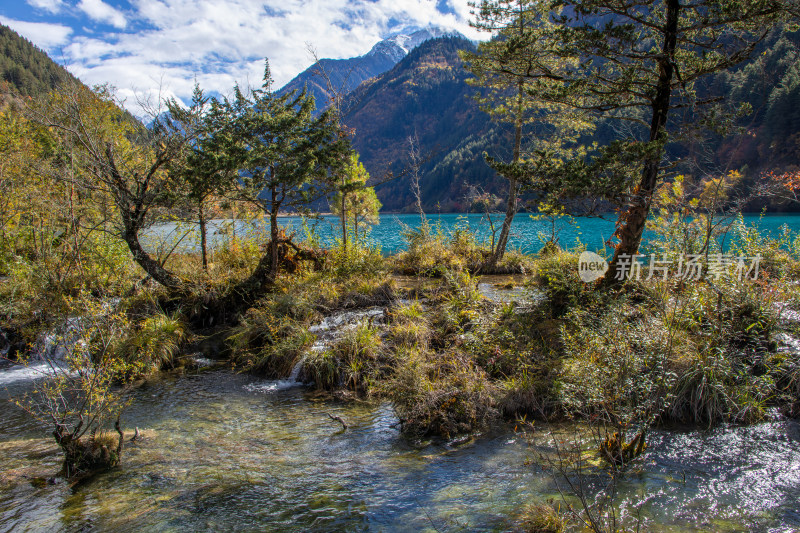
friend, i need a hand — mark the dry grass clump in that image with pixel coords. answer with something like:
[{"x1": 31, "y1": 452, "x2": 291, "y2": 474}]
[
  {"x1": 227, "y1": 306, "x2": 313, "y2": 378},
  {"x1": 513, "y1": 502, "x2": 567, "y2": 533},
  {"x1": 386, "y1": 350, "x2": 498, "y2": 440},
  {"x1": 392, "y1": 223, "x2": 532, "y2": 276}
]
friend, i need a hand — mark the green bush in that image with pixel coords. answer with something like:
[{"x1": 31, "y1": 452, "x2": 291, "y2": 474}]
[
  {"x1": 557, "y1": 304, "x2": 679, "y2": 427},
  {"x1": 531, "y1": 251, "x2": 596, "y2": 317}
]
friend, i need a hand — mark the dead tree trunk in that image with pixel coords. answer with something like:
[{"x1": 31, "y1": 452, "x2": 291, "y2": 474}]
[{"x1": 199, "y1": 199, "x2": 209, "y2": 270}]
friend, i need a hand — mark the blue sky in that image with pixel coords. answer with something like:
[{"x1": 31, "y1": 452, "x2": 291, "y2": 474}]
[{"x1": 0, "y1": 0, "x2": 481, "y2": 115}]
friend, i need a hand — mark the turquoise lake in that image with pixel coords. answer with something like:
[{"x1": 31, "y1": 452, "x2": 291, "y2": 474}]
[{"x1": 149, "y1": 212, "x2": 800, "y2": 256}]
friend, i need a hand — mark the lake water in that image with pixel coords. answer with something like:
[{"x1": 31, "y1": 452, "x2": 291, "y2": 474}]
[{"x1": 146, "y1": 213, "x2": 800, "y2": 256}]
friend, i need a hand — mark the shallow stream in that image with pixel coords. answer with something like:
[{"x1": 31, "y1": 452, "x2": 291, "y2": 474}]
[
  {"x1": 1, "y1": 365, "x2": 799, "y2": 532},
  {"x1": 2, "y1": 279, "x2": 799, "y2": 531}
]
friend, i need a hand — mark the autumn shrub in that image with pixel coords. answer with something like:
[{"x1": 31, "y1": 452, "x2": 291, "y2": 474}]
[
  {"x1": 427, "y1": 270, "x2": 487, "y2": 347},
  {"x1": 0, "y1": 232, "x2": 138, "y2": 346},
  {"x1": 327, "y1": 240, "x2": 384, "y2": 278},
  {"x1": 775, "y1": 345, "x2": 800, "y2": 417},
  {"x1": 394, "y1": 222, "x2": 458, "y2": 276},
  {"x1": 394, "y1": 221, "x2": 487, "y2": 276},
  {"x1": 498, "y1": 366, "x2": 562, "y2": 418},
  {"x1": 728, "y1": 214, "x2": 799, "y2": 277},
  {"x1": 530, "y1": 250, "x2": 597, "y2": 318},
  {"x1": 665, "y1": 347, "x2": 770, "y2": 424},
  {"x1": 13, "y1": 297, "x2": 134, "y2": 478},
  {"x1": 495, "y1": 247, "x2": 536, "y2": 275},
  {"x1": 388, "y1": 351, "x2": 497, "y2": 440},
  {"x1": 557, "y1": 303, "x2": 679, "y2": 431},
  {"x1": 213, "y1": 235, "x2": 263, "y2": 274},
  {"x1": 266, "y1": 284, "x2": 319, "y2": 322}
]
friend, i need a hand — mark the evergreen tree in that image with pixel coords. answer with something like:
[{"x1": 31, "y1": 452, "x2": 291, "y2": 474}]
[
  {"x1": 217, "y1": 61, "x2": 350, "y2": 281},
  {"x1": 464, "y1": 0, "x2": 593, "y2": 266},
  {"x1": 166, "y1": 85, "x2": 238, "y2": 270},
  {"x1": 0, "y1": 24, "x2": 78, "y2": 98},
  {"x1": 472, "y1": 0, "x2": 789, "y2": 283}
]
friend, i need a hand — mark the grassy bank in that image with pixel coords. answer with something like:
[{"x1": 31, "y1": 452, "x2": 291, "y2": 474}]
[{"x1": 3, "y1": 216, "x2": 799, "y2": 453}]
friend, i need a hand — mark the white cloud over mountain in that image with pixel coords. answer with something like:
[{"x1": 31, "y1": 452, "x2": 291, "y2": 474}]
[
  {"x1": 25, "y1": 0, "x2": 67, "y2": 14},
  {"x1": 77, "y1": 0, "x2": 127, "y2": 29},
  {"x1": 0, "y1": 16, "x2": 73, "y2": 48},
  {"x1": 5, "y1": 0, "x2": 483, "y2": 116}
]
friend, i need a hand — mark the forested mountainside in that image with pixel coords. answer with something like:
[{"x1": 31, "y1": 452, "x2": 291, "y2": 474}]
[
  {"x1": 341, "y1": 28, "x2": 800, "y2": 212},
  {"x1": 3, "y1": 20, "x2": 797, "y2": 214},
  {"x1": 341, "y1": 36, "x2": 506, "y2": 212},
  {"x1": 277, "y1": 27, "x2": 454, "y2": 112},
  {"x1": 711, "y1": 28, "x2": 800, "y2": 176},
  {"x1": 0, "y1": 24, "x2": 79, "y2": 103}
]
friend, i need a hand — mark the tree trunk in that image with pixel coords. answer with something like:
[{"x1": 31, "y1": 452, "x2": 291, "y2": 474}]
[
  {"x1": 269, "y1": 185, "x2": 279, "y2": 277},
  {"x1": 122, "y1": 223, "x2": 183, "y2": 290},
  {"x1": 53, "y1": 422, "x2": 124, "y2": 479},
  {"x1": 198, "y1": 199, "x2": 208, "y2": 271},
  {"x1": 488, "y1": 77, "x2": 524, "y2": 269},
  {"x1": 234, "y1": 182, "x2": 281, "y2": 296},
  {"x1": 491, "y1": 177, "x2": 519, "y2": 266},
  {"x1": 602, "y1": 0, "x2": 680, "y2": 286},
  {"x1": 341, "y1": 191, "x2": 348, "y2": 252}
]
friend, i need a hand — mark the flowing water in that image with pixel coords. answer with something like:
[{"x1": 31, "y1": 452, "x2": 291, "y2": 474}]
[
  {"x1": 2, "y1": 279, "x2": 799, "y2": 531},
  {"x1": 1, "y1": 364, "x2": 799, "y2": 532}
]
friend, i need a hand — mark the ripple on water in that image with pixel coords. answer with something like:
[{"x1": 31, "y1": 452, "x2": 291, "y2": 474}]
[{"x1": 1, "y1": 368, "x2": 799, "y2": 532}]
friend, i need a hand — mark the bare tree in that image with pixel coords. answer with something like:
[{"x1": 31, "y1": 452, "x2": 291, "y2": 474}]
[
  {"x1": 406, "y1": 133, "x2": 427, "y2": 226},
  {"x1": 26, "y1": 80, "x2": 194, "y2": 290}
]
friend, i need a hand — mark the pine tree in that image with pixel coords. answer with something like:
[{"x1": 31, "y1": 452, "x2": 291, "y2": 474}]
[
  {"x1": 472, "y1": 0, "x2": 789, "y2": 283},
  {"x1": 464, "y1": 0, "x2": 593, "y2": 266},
  {"x1": 217, "y1": 61, "x2": 350, "y2": 280},
  {"x1": 165, "y1": 85, "x2": 238, "y2": 270}
]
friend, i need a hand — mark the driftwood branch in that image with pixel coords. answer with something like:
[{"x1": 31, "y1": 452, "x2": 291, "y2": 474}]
[
  {"x1": 114, "y1": 417, "x2": 124, "y2": 457},
  {"x1": 327, "y1": 413, "x2": 348, "y2": 430}
]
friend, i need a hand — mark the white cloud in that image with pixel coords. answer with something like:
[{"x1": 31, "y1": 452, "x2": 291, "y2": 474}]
[
  {"x1": 77, "y1": 0, "x2": 128, "y2": 29},
  {"x1": 0, "y1": 17, "x2": 73, "y2": 49},
  {"x1": 25, "y1": 0, "x2": 66, "y2": 14},
  {"x1": 41, "y1": 0, "x2": 485, "y2": 116}
]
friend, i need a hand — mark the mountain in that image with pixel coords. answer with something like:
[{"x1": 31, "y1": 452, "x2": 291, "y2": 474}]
[
  {"x1": 340, "y1": 28, "x2": 800, "y2": 213},
  {"x1": 278, "y1": 27, "x2": 460, "y2": 110},
  {"x1": 709, "y1": 28, "x2": 800, "y2": 175},
  {"x1": 341, "y1": 35, "x2": 510, "y2": 212},
  {"x1": 0, "y1": 24, "x2": 80, "y2": 105}
]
